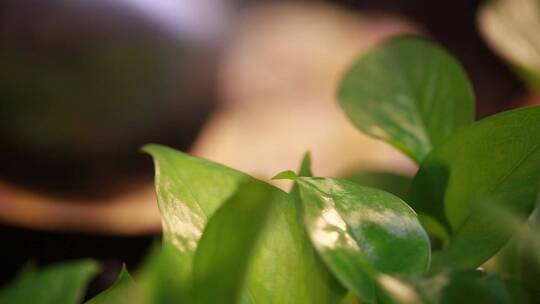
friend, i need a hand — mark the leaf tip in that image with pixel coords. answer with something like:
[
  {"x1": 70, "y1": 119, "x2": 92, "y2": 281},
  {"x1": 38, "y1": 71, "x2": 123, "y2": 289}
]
[
  {"x1": 141, "y1": 143, "x2": 163, "y2": 156},
  {"x1": 298, "y1": 151, "x2": 313, "y2": 177}
]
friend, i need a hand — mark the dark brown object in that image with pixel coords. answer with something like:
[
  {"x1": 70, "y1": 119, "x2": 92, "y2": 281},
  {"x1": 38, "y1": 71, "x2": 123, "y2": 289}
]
[{"x1": 0, "y1": 0, "x2": 217, "y2": 198}]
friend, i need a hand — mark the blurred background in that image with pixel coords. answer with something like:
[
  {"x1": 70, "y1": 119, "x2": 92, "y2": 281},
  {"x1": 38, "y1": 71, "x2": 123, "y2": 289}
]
[{"x1": 1, "y1": 0, "x2": 539, "y2": 298}]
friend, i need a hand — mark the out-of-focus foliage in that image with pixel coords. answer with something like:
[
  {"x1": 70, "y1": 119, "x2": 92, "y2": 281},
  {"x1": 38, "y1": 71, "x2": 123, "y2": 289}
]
[
  {"x1": 410, "y1": 106, "x2": 540, "y2": 269},
  {"x1": 338, "y1": 36, "x2": 474, "y2": 163},
  {"x1": 401, "y1": 269, "x2": 534, "y2": 304},
  {"x1": 0, "y1": 260, "x2": 99, "y2": 304}
]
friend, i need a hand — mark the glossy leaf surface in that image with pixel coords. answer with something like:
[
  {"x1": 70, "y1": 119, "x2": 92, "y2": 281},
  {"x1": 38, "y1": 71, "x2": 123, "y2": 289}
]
[
  {"x1": 299, "y1": 177, "x2": 430, "y2": 273},
  {"x1": 297, "y1": 180, "x2": 377, "y2": 303},
  {"x1": 410, "y1": 106, "x2": 540, "y2": 268},
  {"x1": 191, "y1": 181, "x2": 273, "y2": 304},
  {"x1": 338, "y1": 36, "x2": 474, "y2": 162},
  {"x1": 0, "y1": 260, "x2": 98, "y2": 304},
  {"x1": 295, "y1": 177, "x2": 430, "y2": 302},
  {"x1": 144, "y1": 145, "x2": 344, "y2": 303}
]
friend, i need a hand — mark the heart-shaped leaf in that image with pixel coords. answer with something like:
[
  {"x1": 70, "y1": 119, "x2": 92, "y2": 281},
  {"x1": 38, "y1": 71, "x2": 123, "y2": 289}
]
[
  {"x1": 338, "y1": 36, "x2": 475, "y2": 163},
  {"x1": 144, "y1": 145, "x2": 344, "y2": 303},
  {"x1": 410, "y1": 106, "x2": 540, "y2": 268},
  {"x1": 0, "y1": 260, "x2": 99, "y2": 304},
  {"x1": 287, "y1": 176, "x2": 430, "y2": 303}
]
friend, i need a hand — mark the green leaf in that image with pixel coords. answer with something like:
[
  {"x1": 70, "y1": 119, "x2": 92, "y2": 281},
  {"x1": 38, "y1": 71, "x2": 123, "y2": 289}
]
[
  {"x1": 342, "y1": 171, "x2": 451, "y2": 248},
  {"x1": 299, "y1": 177, "x2": 431, "y2": 273},
  {"x1": 86, "y1": 265, "x2": 135, "y2": 304},
  {"x1": 338, "y1": 36, "x2": 475, "y2": 163},
  {"x1": 295, "y1": 177, "x2": 430, "y2": 303},
  {"x1": 144, "y1": 145, "x2": 344, "y2": 303},
  {"x1": 483, "y1": 204, "x2": 540, "y2": 293},
  {"x1": 297, "y1": 151, "x2": 313, "y2": 177},
  {"x1": 0, "y1": 260, "x2": 99, "y2": 304},
  {"x1": 272, "y1": 170, "x2": 298, "y2": 181},
  {"x1": 289, "y1": 155, "x2": 394, "y2": 304},
  {"x1": 287, "y1": 152, "x2": 313, "y2": 201},
  {"x1": 136, "y1": 243, "x2": 189, "y2": 304},
  {"x1": 143, "y1": 144, "x2": 246, "y2": 278},
  {"x1": 191, "y1": 181, "x2": 273, "y2": 304},
  {"x1": 410, "y1": 106, "x2": 540, "y2": 268}
]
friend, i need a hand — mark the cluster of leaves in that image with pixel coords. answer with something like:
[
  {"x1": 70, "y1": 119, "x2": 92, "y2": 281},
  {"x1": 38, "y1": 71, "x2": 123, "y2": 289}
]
[{"x1": 1, "y1": 36, "x2": 539, "y2": 304}]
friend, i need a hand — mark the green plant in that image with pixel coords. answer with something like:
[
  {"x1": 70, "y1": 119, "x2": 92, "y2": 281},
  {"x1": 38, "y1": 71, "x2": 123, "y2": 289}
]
[{"x1": 1, "y1": 35, "x2": 539, "y2": 304}]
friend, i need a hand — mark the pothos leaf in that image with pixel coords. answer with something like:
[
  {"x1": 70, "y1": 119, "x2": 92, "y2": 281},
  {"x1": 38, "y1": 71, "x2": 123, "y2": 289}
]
[
  {"x1": 338, "y1": 36, "x2": 474, "y2": 163},
  {"x1": 276, "y1": 174, "x2": 430, "y2": 303},
  {"x1": 410, "y1": 106, "x2": 540, "y2": 268},
  {"x1": 298, "y1": 177, "x2": 431, "y2": 273}
]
